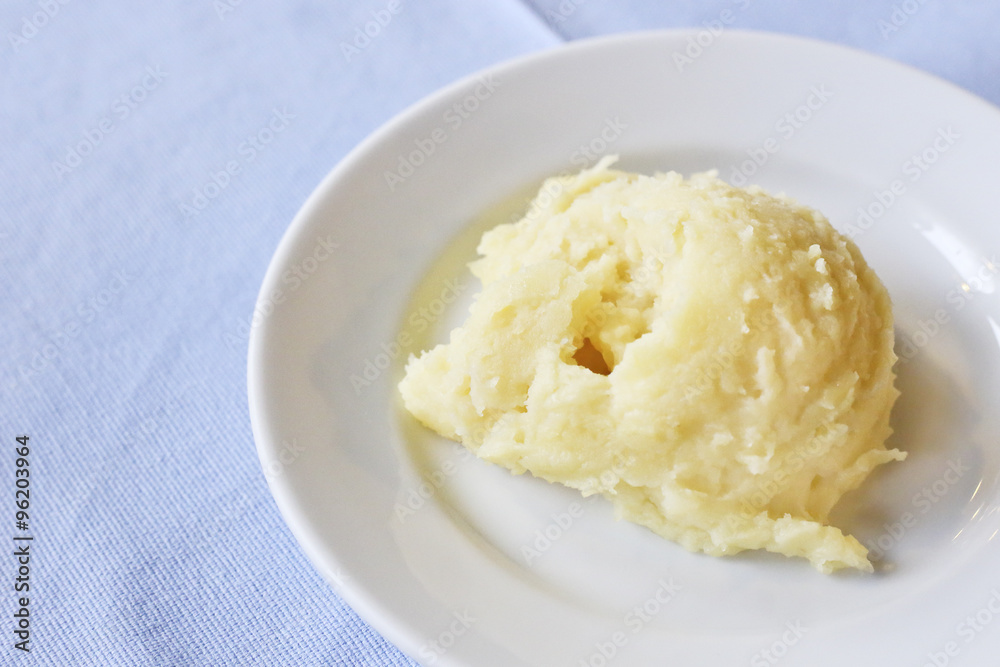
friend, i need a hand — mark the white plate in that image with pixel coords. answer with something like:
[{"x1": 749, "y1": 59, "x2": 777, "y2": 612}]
[{"x1": 248, "y1": 30, "x2": 1000, "y2": 666}]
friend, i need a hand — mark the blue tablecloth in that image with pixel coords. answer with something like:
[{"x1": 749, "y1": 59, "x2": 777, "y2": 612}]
[{"x1": 2, "y1": 1, "x2": 998, "y2": 664}]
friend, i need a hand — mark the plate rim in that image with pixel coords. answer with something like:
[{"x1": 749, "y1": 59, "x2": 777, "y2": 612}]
[{"x1": 247, "y1": 27, "x2": 1000, "y2": 666}]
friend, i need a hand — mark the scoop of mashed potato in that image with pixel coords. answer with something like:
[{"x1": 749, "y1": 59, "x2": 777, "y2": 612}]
[{"x1": 399, "y1": 157, "x2": 904, "y2": 573}]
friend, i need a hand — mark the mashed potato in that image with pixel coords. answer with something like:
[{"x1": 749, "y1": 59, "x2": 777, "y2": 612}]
[{"x1": 399, "y1": 157, "x2": 904, "y2": 573}]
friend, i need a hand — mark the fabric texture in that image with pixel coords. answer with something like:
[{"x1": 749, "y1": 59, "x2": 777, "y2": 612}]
[{"x1": 1, "y1": 1, "x2": 998, "y2": 664}]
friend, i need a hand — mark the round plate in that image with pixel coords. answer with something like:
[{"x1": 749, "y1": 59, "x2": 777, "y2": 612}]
[{"x1": 249, "y1": 30, "x2": 1000, "y2": 666}]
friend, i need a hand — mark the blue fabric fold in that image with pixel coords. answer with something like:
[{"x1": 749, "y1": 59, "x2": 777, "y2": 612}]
[{"x1": 1, "y1": 0, "x2": 997, "y2": 664}]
